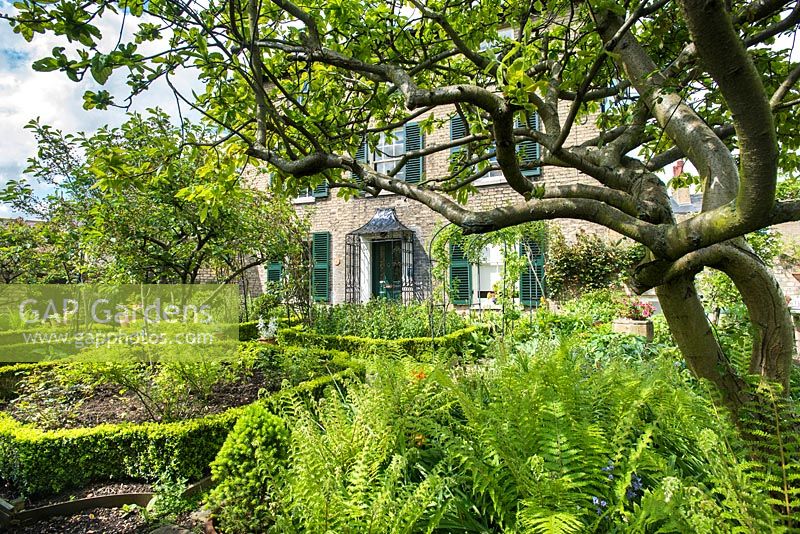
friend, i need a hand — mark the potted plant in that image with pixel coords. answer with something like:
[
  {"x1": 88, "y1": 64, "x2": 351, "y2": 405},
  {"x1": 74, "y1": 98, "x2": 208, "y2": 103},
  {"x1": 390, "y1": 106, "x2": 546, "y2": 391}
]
[
  {"x1": 257, "y1": 316, "x2": 278, "y2": 344},
  {"x1": 612, "y1": 297, "x2": 656, "y2": 341}
]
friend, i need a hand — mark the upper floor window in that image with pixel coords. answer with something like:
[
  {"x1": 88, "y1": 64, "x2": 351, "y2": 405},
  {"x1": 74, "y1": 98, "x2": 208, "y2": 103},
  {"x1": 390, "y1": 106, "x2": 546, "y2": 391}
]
[
  {"x1": 352, "y1": 122, "x2": 422, "y2": 185},
  {"x1": 373, "y1": 129, "x2": 406, "y2": 181}
]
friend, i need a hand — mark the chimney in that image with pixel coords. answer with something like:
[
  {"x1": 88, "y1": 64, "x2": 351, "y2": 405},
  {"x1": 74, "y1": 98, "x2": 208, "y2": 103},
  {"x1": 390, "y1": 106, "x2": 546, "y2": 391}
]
[{"x1": 672, "y1": 159, "x2": 691, "y2": 205}]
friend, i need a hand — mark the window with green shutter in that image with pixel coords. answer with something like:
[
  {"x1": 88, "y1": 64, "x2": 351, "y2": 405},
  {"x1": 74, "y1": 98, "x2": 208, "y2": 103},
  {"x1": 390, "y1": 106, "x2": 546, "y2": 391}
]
[
  {"x1": 449, "y1": 242, "x2": 472, "y2": 305},
  {"x1": 450, "y1": 114, "x2": 468, "y2": 153},
  {"x1": 266, "y1": 261, "x2": 282, "y2": 284},
  {"x1": 351, "y1": 137, "x2": 367, "y2": 180},
  {"x1": 404, "y1": 122, "x2": 422, "y2": 184},
  {"x1": 517, "y1": 112, "x2": 541, "y2": 178},
  {"x1": 311, "y1": 232, "x2": 331, "y2": 302},
  {"x1": 520, "y1": 238, "x2": 545, "y2": 307},
  {"x1": 312, "y1": 180, "x2": 329, "y2": 198}
]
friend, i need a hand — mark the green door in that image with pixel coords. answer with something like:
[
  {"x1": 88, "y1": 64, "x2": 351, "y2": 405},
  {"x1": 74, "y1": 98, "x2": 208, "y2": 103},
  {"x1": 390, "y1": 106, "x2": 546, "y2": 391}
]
[{"x1": 371, "y1": 240, "x2": 402, "y2": 300}]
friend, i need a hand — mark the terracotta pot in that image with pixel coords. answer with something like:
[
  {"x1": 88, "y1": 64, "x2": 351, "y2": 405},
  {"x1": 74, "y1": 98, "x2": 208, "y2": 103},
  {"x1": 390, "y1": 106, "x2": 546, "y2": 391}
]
[
  {"x1": 612, "y1": 318, "x2": 654, "y2": 342},
  {"x1": 258, "y1": 337, "x2": 277, "y2": 345}
]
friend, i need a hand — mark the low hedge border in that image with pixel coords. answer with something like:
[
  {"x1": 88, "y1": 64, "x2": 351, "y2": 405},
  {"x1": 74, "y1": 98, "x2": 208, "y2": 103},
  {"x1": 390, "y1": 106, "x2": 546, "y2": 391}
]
[
  {"x1": 0, "y1": 350, "x2": 362, "y2": 497},
  {"x1": 277, "y1": 325, "x2": 489, "y2": 362}
]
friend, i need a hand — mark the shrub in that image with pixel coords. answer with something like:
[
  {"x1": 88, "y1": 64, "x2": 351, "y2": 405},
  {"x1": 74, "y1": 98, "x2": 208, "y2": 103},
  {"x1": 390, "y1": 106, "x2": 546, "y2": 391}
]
[
  {"x1": 311, "y1": 300, "x2": 466, "y2": 339},
  {"x1": 278, "y1": 325, "x2": 489, "y2": 363},
  {"x1": 0, "y1": 407, "x2": 240, "y2": 497},
  {"x1": 209, "y1": 405, "x2": 290, "y2": 532},
  {"x1": 212, "y1": 346, "x2": 793, "y2": 532},
  {"x1": 545, "y1": 229, "x2": 644, "y2": 300},
  {"x1": 558, "y1": 289, "x2": 624, "y2": 324},
  {"x1": 0, "y1": 357, "x2": 359, "y2": 496}
]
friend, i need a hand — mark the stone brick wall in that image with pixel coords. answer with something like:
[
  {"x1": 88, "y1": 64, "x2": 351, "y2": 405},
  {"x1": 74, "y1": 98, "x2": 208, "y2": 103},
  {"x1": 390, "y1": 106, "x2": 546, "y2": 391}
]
[
  {"x1": 282, "y1": 103, "x2": 607, "y2": 304},
  {"x1": 195, "y1": 263, "x2": 266, "y2": 299}
]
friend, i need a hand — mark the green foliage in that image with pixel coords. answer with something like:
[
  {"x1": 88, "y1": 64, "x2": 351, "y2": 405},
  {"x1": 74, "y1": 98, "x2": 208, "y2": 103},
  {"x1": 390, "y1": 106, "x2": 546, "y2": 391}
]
[
  {"x1": 6, "y1": 113, "x2": 305, "y2": 284},
  {"x1": 697, "y1": 229, "x2": 784, "y2": 317},
  {"x1": 0, "y1": 219, "x2": 48, "y2": 284},
  {"x1": 311, "y1": 300, "x2": 466, "y2": 339},
  {"x1": 545, "y1": 229, "x2": 644, "y2": 300},
  {"x1": 278, "y1": 325, "x2": 489, "y2": 363},
  {"x1": 249, "y1": 290, "x2": 287, "y2": 322},
  {"x1": 126, "y1": 473, "x2": 197, "y2": 524},
  {"x1": 509, "y1": 290, "x2": 627, "y2": 341},
  {"x1": 209, "y1": 405, "x2": 290, "y2": 533},
  {"x1": 0, "y1": 403, "x2": 241, "y2": 497},
  {"x1": 558, "y1": 289, "x2": 624, "y2": 324},
  {"x1": 0, "y1": 353, "x2": 359, "y2": 496},
  {"x1": 209, "y1": 342, "x2": 793, "y2": 532}
]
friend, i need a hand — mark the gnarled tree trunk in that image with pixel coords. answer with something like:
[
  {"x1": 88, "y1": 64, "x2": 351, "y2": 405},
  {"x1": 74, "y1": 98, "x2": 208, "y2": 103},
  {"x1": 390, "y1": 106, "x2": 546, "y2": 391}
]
[{"x1": 653, "y1": 246, "x2": 794, "y2": 414}]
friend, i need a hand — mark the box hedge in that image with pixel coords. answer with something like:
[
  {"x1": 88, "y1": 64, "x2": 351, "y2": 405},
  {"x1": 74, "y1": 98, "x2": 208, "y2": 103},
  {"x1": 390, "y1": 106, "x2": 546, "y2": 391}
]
[
  {"x1": 277, "y1": 325, "x2": 489, "y2": 362},
  {"x1": 0, "y1": 352, "x2": 361, "y2": 497}
]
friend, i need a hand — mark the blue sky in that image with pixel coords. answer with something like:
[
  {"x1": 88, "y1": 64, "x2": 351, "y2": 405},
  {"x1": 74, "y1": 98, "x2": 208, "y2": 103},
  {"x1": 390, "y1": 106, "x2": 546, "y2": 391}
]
[{"x1": 0, "y1": 3, "x2": 197, "y2": 218}]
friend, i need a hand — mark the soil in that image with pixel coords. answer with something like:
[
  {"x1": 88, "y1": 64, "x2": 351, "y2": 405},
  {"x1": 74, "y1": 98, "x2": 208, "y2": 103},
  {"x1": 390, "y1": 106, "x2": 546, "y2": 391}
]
[
  {"x1": 0, "y1": 367, "x2": 285, "y2": 430},
  {"x1": 3, "y1": 482, "x2": 210, "y2": 534},
  {"x1": 9, "y1": 506, "x2": 150, "y2": 534}
]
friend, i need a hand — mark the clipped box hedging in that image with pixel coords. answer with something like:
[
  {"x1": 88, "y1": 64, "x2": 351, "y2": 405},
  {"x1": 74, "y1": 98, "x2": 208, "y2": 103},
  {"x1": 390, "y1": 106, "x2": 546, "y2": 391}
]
[
  {"x1": 239, "y1": 320, "x2": 260, "y2": 341},
  {"x1": 0, "y1": 351, "x2": 361, "y2": 497},
  {"x1": 277, "y1": 325, "x2": 489, "y2": 362}
]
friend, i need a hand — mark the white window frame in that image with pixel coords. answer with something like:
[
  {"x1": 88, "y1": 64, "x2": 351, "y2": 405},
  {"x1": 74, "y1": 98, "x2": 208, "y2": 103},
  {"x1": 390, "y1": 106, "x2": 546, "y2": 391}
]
[
  {"x1": 372, "y1": 128, "x2": 406, "y2": 182},
  {"x1": 470, "y1": 244, "x2": 505, "y2": 309},
  {"x1": 292, "y1": 186, "x2": 315, "y2": 204}
]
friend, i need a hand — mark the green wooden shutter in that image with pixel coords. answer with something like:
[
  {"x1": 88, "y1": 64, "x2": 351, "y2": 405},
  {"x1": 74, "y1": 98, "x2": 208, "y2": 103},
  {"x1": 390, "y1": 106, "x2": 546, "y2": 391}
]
[
  {"x1": 350, "y1": 138, "x2": 367, "y2": 180},
  {"x1": 404, "y1": 122, "x2": 422, "y2": 183},
  {"x1": 520, "y1": 238, "x2": 545, "y2": 307},
  {"x1": 450, "y1": 115, "x2": 468, "y2": 178},
  {"x1": 518, "y1": 113, "x2": 541, "y2": 178},
  {"x1": 267, "y1": 261, "x2": 282, "y2": 284},
  {"x1": 449, "y1": 243, "x2": 472, "y2": 305},
  {"x1": 350, "y1": 137, "x2": 368, "y2": 196},
  {"x1": 311, "y1": 232, "x2": 331, "y2": 302},
  {"x1": 450, "y1": 114, "x2": 467, "y2": 154},
  {"x1": 312, "y1": 180, "x2": 329, "y2": 198}
]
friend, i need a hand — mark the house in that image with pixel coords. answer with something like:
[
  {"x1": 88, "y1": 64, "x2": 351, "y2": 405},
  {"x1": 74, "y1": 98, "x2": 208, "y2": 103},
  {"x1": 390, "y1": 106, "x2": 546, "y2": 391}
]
[{"x1": 249, "y1": 104, "x2": 617, "y2": 308}]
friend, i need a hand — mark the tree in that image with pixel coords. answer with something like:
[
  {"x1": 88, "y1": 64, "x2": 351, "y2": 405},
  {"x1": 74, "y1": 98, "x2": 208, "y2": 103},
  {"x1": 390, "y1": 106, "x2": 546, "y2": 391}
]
[
  {"x1": 5, "y1": 112, "x2": 305, "y2": 285},
  {"x1": 0, "y1": 219, "x2": 46, "y2": 284},
  {"x1": 6, "y1": 0, "x2": 800, "y2": 410}
]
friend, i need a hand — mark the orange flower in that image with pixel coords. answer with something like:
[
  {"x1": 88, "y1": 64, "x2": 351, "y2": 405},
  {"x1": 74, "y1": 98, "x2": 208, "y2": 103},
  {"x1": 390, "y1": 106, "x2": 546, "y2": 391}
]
[{"x1": 411, "y1": 369, "x2": 427, "y2": 381}]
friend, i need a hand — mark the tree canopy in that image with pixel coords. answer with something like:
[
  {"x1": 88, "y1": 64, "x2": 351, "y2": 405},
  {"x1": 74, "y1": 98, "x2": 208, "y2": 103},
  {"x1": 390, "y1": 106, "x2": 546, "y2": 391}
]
[
  {"x1": 5, "y1": 0, "x2": 800, "y2": 407},
  {"x1": 4, "y1": 111, "x2": 304, "y2": 285}
]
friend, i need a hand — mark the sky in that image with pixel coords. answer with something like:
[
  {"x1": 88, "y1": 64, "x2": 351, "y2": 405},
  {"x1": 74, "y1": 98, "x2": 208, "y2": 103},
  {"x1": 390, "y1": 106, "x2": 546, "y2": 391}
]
[{"x1": 0, "y1": 1, "x2": 199, "y2": 218}]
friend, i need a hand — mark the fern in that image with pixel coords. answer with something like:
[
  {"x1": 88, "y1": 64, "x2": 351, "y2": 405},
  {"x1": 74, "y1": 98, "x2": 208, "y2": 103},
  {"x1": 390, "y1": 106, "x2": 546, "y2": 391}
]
[
  {"x1": 739, "y1": 382, "x2": 800, "y2": 530},
  {"x1": 210, "y1": 337, "x2": 795, "y2": 532}
]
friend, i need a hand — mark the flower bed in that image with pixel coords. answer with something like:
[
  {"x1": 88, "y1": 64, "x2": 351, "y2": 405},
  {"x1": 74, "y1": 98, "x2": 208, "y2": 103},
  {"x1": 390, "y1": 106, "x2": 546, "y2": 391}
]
[{"x1": 0, "y1": 350, "x2": 362, "y2": 497}]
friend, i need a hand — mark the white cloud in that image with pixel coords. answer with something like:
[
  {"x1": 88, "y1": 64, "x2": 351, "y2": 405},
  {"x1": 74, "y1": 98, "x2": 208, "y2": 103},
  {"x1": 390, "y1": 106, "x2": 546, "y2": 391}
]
[{"x1": 0, "y1": 4, "x2": 201, "y2": 216}]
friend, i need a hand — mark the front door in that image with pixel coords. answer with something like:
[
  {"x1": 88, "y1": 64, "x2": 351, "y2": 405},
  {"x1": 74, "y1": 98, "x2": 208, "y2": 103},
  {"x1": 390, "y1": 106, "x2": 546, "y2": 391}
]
[{"x1": 371, "y1": 240, "x2": 402, "y2": 300}]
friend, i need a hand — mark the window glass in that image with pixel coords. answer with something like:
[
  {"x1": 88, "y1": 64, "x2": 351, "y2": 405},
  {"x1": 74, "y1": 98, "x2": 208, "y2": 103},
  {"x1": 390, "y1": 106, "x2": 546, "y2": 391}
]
[
  {"x1": 373, "y1": 129, "x2": 405, "y2": 181},
  {"x1": 475, "y1": 245, "x2": 504, "y2": 302}
]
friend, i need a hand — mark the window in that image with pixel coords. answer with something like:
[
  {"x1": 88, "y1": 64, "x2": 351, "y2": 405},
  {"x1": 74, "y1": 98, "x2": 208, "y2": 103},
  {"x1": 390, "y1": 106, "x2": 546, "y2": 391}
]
[
  {"x1": 449, "y1": 243, "x2": 472, "y2": 305},
  {"x1": 266, "y1": 261, "x2": 282, "y2": 284},
  {"x1": 479, "y1": 27, "x2": 515, "y2": 51},
  {"x1": 311, "y1": 232, "x2": 331, "y2": 302},
  {"x1": 450, "y1": 113, "x2": 541, "y2": 185},
  {"x1": 520, "y1": 239, "x2": 545, "y2": 307},
  {"x1": 352, "y1": 122, "x2": 423, "y2": 185},
  {"x1": 374, "y1": 129, "x2": 406, "y2": 181},
  {"x1": 474, "y1": 245, "x2": 504, "y2": 302}
]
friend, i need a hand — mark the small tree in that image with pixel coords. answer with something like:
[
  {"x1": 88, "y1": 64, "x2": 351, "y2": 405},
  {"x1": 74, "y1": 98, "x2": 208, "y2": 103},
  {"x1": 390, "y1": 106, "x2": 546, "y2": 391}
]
[
  {"x1": 0, "y1": 219, "x2": 45, "y2": 284},
  {"x1": 5, "y1": 112, "x2": 305, "y2": 285}
]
